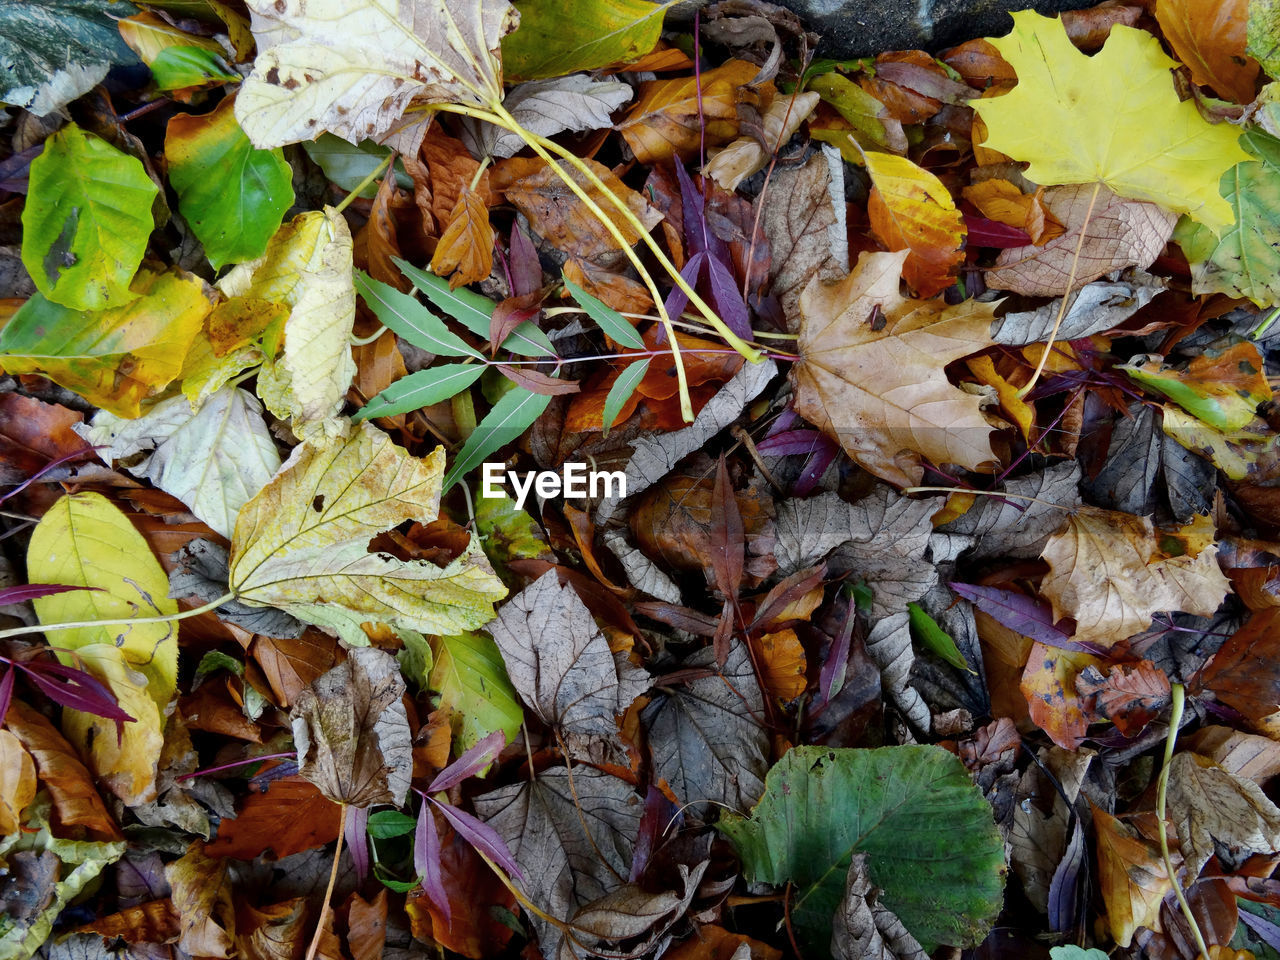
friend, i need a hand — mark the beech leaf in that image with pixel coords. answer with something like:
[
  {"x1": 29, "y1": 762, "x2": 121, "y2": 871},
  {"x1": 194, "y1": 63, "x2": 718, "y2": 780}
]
[
  {"x1": 227, "y1": 421, "x2": 508, "y2": 643},
  {"x1": 1166, "y1": 751, "x2": 1280, "y2": 880},
  {"x1": 291, "y1": 648, "x2": 412, "y2": 807},
  {"x1": 476, "y1": 76, "x2": 633, "y2": 160}
]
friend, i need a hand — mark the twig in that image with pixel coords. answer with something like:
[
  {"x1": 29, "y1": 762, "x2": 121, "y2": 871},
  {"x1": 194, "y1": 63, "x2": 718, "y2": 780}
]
[{"x1": 304, "y1": 801, "x2": 348, "y2": 960}]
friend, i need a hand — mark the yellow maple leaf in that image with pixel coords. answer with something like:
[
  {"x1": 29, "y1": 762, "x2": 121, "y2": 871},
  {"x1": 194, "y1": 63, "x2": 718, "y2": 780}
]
[{"x1": 971, "y1": 11, "x2": 1249, "y2": 233}]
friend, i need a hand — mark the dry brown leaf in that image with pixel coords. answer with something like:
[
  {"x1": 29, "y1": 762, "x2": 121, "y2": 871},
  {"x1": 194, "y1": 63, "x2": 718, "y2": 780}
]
[
  {"x1": 0, "y1": 728, "x2": 36, "y2": 835},
  {"x1": 831, "y1": 853, "x2": 928, "y2": 960},
  {"x1": 1198, "y1": 608, "x2": 1280, "y2": 738},
  {"x1": 404, "y1": 825, "x2": 516, "y2": 957},
  {"x1": 703, "y1": 90, "x2": 820, "y2": 193},
  {"x1": 1075, "y1": 660, "x2": 1171, "y2": 736},
  {"x1": 291, "y1": 647, "x2": 412, "y2": 807},
  {"x1": 618, "y1": 59, "x2": 763, "y2": 164},
  {"x1": 77, "y1": 899, "x2": 181, "y2": 944},
  {"x1": 665, "y1": 925, "x2": 782, "y2": 960},
  {"x1": 762, "y1": 153, "x2": 844, "y2": 322},
  {"x1": 1093, "y1": 807, "x2": 1174, "y2": 947},
  {"x1": 239, "y1": 897, "x2": 308, "y2": 960},
  {"x1": 1167, "y1": 751, "x2": 1280, "y2": 879},
  {"x1": 362, "y1": 165, "x2": 412, "y2": 292},
  {"x1": 1156, "y1": 0, "x2": 1259, "y2": 103},
  {"x1": 421, "y1": 129, "x2": 494, "y2": 229},
  {"x1": 344, "y1": 889, "x2": 388, "y2": 960},
  {"x1": 430, "y1": 187, "x2": 494, "y2": 288},
  {"x1": 166, "y1": 842, "x2": 236, "y2": 958},
  {"x1": 562, "y1": 256, "x2": 653, "y2": 313},
  {"x1": 984, "y1": 183, "x2": 1176, "y2": 297},
  {"x1": 1186, "y1": 726, "x2": 1280, "y2": 785},
  {"x1": 1021, "y1": 643, "x2": 1101, "y2": 750},
  {"x1": 204, "y1": 774, "x2": 342, "y2": 860},
  {"x1": 505, "y1": 157, "x2": 662, "y2": 268},
  {"x1": 791, "y1": 249, "x2": 1002, "y2": 487},
  {"x1": 250, "y1": 630, "x2": 341, "y2": 708},
  {"x1": 1039, "y1": 507, "x2": 1231, "y2": 648}
]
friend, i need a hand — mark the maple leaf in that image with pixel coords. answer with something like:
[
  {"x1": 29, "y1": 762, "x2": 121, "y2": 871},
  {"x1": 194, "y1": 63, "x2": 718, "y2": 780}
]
[
  {"x1": 971, "y1": 11, "x2": 1250, "y2": 232},
  {"x1": 791, "y1": 250, "x2": 1002, "y2": 488}
]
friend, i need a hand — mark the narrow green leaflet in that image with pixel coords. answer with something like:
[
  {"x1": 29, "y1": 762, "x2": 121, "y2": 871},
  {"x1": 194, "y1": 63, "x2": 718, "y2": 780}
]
[
  {"x1": 907, "y1": 601, "x2": 972, "y2": 673},
  {"x1": 501, "y1": 0, "x2": 670, "y2": 80},
  {"x1": 603, "y1": 358, "x2": 649, "y2": 433},
  {"x1": 443, "y1": 386, "x2": 554, "y2": 492},
  {"x1": 354, "y1": 362, "x2": 486, "y2": 421},
  {"x1": 430, "y1": 631, "x2": 524, "y2": 752},
  {"x1": 21, "y1": 124, "x2": 158, "y2": 310},
  {"x1": 0, "y1": 0, "x2": 140, "y2": 116},
  {"x1": 354, "y1": 271, "x2": 483, "y2": 358},
  {"x1": 719, "y1": 746, "x2": 1006, "y2": 955},
  {"x1": 394, "y1": 257, "x2": 556, "y2": 357},
  {"x1": 149, "y1": 45, "x2": 240, "y2": 89},
  {"x1": 1180, "y1": 130, "x2": 1280, "y2": 306},
  {"x1": 564, "y1": 275, "x2": 645, "y2": 349},
  {"x1": 166, "y1": 96, "x2": 295, "y2": 270}
]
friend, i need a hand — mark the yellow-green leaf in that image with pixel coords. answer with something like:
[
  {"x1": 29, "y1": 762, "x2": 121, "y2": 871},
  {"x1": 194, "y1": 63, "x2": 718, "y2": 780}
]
[
  {"x1": 429, "y1": 631, "x2": 523, "y2": 753},
  {"x1": 972, "y1": 11, "x2": 1249, "y2": 233},
  {"x1": 228, "y1": 421, "x2": 508, "y2": 643},
  {"x1": 218, "y1": 207, "x2": 356, "y2": 439},
  {"x1": 0, "y1": 266, "x2": 212, "y2": 418},
  {"x1": 28, "y1": 492, "x2": 179, "y2": 712},
  {"x1": 501, "y1": 0, "x2": 670, "y2": 81}
]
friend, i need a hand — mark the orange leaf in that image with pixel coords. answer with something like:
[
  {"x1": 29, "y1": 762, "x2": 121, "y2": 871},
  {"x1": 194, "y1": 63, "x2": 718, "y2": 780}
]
[
  {"x1": 344, "y1": 890, "x2": 388, "y2": 960},
  {"x1": 0, "y1": 727, "x2": 36, "y2": 835},
  {"x1": 618, "y1": 59, "x2": 763, "y2": 164},
  {"x1": 665, "y1": 925, "x2": 782, "y2": 960},
  {"x1": 1093, "y1": 807, "x2": 1175, "y2": 947},
  {"x1": 1156, "y1": 0, "x2": 1259, "y2": 103},
  {"x1": 77, "y1": 900, "x2": 181, "y2": 944},
  {"x1": 962, "y1": 179, "x2": 1064, "y2": 245},
  {"x1": 418, "y1": 129, "x2": 492, "y2": 229},
  {"x1": 204, "y1": 774, "x2": 341, "y2": 860},
  {"x1": 865, "y1": 152, "x2": 966, "y2": 297},
  {"x1": 250, "y1": 629, "x2": 340, "y2": 708},
  {"x1": 753, "y1": 628, "x2": 808, "y2": 702},
  {"x1": 404, "y1": 827, "x2": 515, "y2": 958},
  {"x1": 1020, "y1": 641, "x2": 1101, "y2": 750},
  {"x1": 563, "y1": 256, "x2": 653, "y2": 313},
  {"x1": 430, "y1": 187, "x2": 494, "y2": 289}
]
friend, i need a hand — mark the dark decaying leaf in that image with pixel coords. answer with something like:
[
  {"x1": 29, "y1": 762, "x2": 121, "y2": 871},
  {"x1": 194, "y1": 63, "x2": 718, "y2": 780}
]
[
  {"x1": 562, "y1": 861, "x2": 709, "y2": 960},
  {"x1": 169, "y1": 539, "x2": 306, "y2": 638},
  {"x1": 641, "y1": 642, "x2": 769, "y2": 815},
  {"x1": 290, "y1": 647, "x2": 412, "y2": 807},
  {"x1": 831, "y1": 853, "x2": 928, "y2": 960}
]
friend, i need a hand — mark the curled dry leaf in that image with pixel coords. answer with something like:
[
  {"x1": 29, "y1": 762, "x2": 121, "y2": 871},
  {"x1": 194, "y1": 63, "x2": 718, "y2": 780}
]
[
  {"x1": 290, "y1": 647, "x2": 413, "y2": 807},
  {"x1": 831, "y1": 853, "x2": 928, "y2": 960},
  {"x1": 165, "y1": 842, "x2": 236, "y2": 958},
  {"x1": 1039, "y1": 507, "x2": 1231, "y2": 647},
  {"x1": 1166, "y1": 751, "x2": 1280, "y2": 880},
  {"x1": 703, "y1": 90, "x2": 820, "y2": 193},
  {"x1": 792, "y1": 250, "x2": 1002, "y2": 488},
  {"x1": 430, "y1": 186, "x2": 495, "y2": 289},
  {"x1": 0, "y1": 729, "x2": 36, "y2": 836}
]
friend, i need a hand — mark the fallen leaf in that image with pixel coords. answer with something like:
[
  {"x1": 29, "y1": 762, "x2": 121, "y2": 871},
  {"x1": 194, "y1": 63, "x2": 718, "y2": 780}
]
[
  {"x1": 80, "y1": 388, "x2": 280, "y2": 539},
  {"x1": 404, "y1": 822, "x2": 516, "y2": 956},
  {"x1": 791, "y1": 249, "x2": 1002, "y2": 487},
  {"x1": 1092, "y1": 807, "x2": 1173, "y2": 947},
  {"x1": 475, "y1": 75, "x2": 633, "y2": 159},
  {"x1": 235, "y1": 0, "x2": 518, "y2": 149},
  {"x1": 971, "y1": 11, "x2": 1249, "y2": 232},
  {"x1": 0, "y1": 729, "x2": 36, "y2": 836},
  {"x1": 991, "y1": 276, "x2": 1165, "y2": 346},
  {"x1": 566, "y1": 861, "x2": 708, "y2": 960},
  {"x1": 1167, "y1": 751, "x2": 1280, "y2": 880},
  {"x1": 430, "y1": 187, "x2": 494, "y2": 289},
  {"x1": 1120, "y1": 340, "x2": 1271, "y2": 432},
  {"x1": 251, "y1": 630, "x2": 341, "y2": 708},
  {"x1": 865, "y1": 151, "x2": 966, "y2": 298},
  {"x1": 344, "y1": 889, "x2": 387, "y2": 960},
  {"x1": 486, "y1": 571, "x2": 648, "y2": 759},
  {"x1": 239, "y1": 897, "x2": 308, "y2": 960},
  {"x1": 1075, "y1": 660, "x2": 1171, "y2": 736},
  {"x1": 762, "y1": 152, "x2": 846, "y2": 321},
  {"x1": 1186, "y1": 725, "x2": 1280, "y2": 785},
  {"x1": 962, "y1": 178, "x2": 1064, "y2": 245},
  {"x1": 618, "y1": 59, "x2": 762, "y2": 165},
  {"x1": 642, "y1": 642, "x2": 768, "y2": 813},
  {"x1": 166, "y1": 842, "x2": 236, "y2": 958},
  {"x1": 291, "y1": 647, "x2": 412, "y2": 807},
  {"x1": 1155, "y1": 0, "x2": 1258, "y2": 103},
  {"x1": 204, "y1": 774, "x2": 342, "y2": 859},
  {"x1": 77, "y1": 899, "x2": 181, "y2": 945},
  {"x1": 754, "y1": 629, "x2": 807, "y2": 702},
  {"x1": 665, "y1": 926, "x2": 782, "y2": 960},
  {"x1": 832, "y1": 853, "x2": 928, "y2": 960},
  {"x1": 1020, "y1": 642, "x2": 1101, "y2": 749},
  {"x1": 500, "y1": 0, "x2": 667, "y2": 80},
  {"x1": 983, "y1": 183, "x2": 1175, "y2": 297},
  {"x1": 704, "y1": 90, "x2": 820, "y2": 193},
  {"x1": 227, "y1": 421, "x2": 508, "y2": 642},
  {"x1": 1038, "y1": 507, "x2": 1231, "y2": 647},
  {"x1": 1199, "y1": 609, "x2": 1280, "y2": 737},
  {"x1": 218, "y1": 208, "x2": 357, "y2": 439},
  {"x1": 429, "y1": 630, "x2": 524, "y2": 754}
]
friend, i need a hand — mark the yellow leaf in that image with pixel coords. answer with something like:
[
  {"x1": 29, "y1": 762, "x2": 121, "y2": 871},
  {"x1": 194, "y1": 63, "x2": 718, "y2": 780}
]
[
  {"x1": 753, "y1": 629, "x2": 807, "y2": 702},
  {"x1": 791, "y1": 250, "x2": 1002, "y2": 487},
  {"x1": 1093, "y1": 807, "x2": 1173, "y2": 947},
  {"x1": 28, "y1": 492, "x2": 178, "y2": 711},
  {"x1": 0, "y1": 267, "x2": 214, "y2": 418},
  {"x1": 178, "y1": 297, "x2": 290, "y2": 408},
  {"x1": 218, "y1": 208, "x2": 356, "y2": 439},
  {"x1": 430, "y1": 187, "x2": 495, "y2": 289},
  {"x1": 864, "y1": 151, "x2": 966, "y2": 298},
  {"x1": 971, "y1": 11, "x2": 1250, "y2": 232},
  {"x1": 0, "y1": 729, "x2": 36, "y2": 835},
  {"x1": 61, "y1": 644, "x2": 164, "y2": 806},
  {"x1": 228, "y1": 421, "x2": 508, "y2": 643},
  {"x1": 1039, "y1": 506, "x2": 1231, "y2": 647}
]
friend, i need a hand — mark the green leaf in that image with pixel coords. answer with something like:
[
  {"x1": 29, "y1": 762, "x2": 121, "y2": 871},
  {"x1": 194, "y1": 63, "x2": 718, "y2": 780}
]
[
  {"x1": 1179, "y1": 129, "x2": 1280, "y2": 307},
  {"x1": 474, "y1": 492, "x2": 550, "y2": 578},
  {"x1": 398, "y1": 628, "x2": 435, "y2": 690},
  {"x1": 394, "y1": 257, "x2": 555, "y2": 357},
  {"x1": 355, "y1": 363, "x2": 487, "y2": 421},
  {"x1": 150, "y1": 45, "x2": 239, "y2": 89},
  {"x1": 563, "y1": 276, "x2": 645, "y2": 349},
  {"x1": 502, "y1": 0, "x2": 670, "y2": 80},
  {"x1": 719, "y1": 745, "x2": 1005, "y2": 955},
  {"x1": 1234, "y1": 899, "x2": 1280, "y2": 960},
  {"x1": 0, "y1": 0, "x2": 140, "y2": 116},
  {"x1": 807, "y1": 73, "x2": 893, "y2": 158},
  {"x1": 907, "y1": 601, "x2": 973, "y2": 673},
  {"x1": 302, "y1": 135, "x2": 412, "y2": 197},
  {"x1": 354, "y1": 271, "x2": 482, "y2": 358},
  {"x1": 602, "y1": 357, "x2": 649, "y2": 434},
  {"x1": 1250, "y1": 0, "x2": 1280, "y2": 79},
  {"x1": 367, "y1": 810, "x2": 418, "y2": 839},
  {"x1": 195, "y1": 650, "x2": 244, "y2": 681},
  {"x1": 165, "y1": 97, "x2": 294, "y2": 270},
  {"x1": 430, "y1": 631, "x2": 524, "y2": 754},
  {"x1": 1049, "y1": 949, "x2": 1109, "y2": 960},
  {"x1": 21, "y1": 124, "x2": 159, "y2": 310},
  {"x1": 443, "y1": 386, "x2": 553, "y2": 492}
]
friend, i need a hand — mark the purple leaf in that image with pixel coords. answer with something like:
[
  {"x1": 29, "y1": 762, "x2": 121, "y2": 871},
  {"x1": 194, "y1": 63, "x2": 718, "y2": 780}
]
[
  {"x1": 433, "y1": 801, "x2": 524, "y2": 881},
  {"x1": 816, "y1": 593, "x2": 857, "y2": 709},
  {"x1": 766, "y1": 409, "x2": 799, "y2": 435},
  {"x1": 1240, "y1": 906, "x2": 1280, "y2": 953},
  {"x1": 17, "y1": 659, "x2": 135, "y2": 741},
  {"x1": 508, "y1": 225, "x2": 542, "y2": 298},
  {"x1": 0, "y1": 446, "x2": 99, "y2": 507},
  {"x1": 0, "y1": 583, "x2": 102, "y2": 605},
  {"x1": 630, "y1": 785, "x2": 680, "y2": 882},
  {"x1": 675, "y1": 159, "x2": 710, "y2": 257},
  {"x1": 415, "y1": 804, "x2": 450, "y2": 926},
  {"x1": 793, "y1": 440, "x2": 839, "y2": 497},
  {"x1": 428, "y1": 730, "x2": 506, "y2": 793},
  {"x1": 704, "y1": 251, "x2": 752, "y2": 341},
  {"x1": 755, "y1": 429, "x2": 832, "y2": 457},
  {"x1": 949, "y1": 583, "x2": 1105, "y2": 655},
  {"x1": 661, "y1": 251, "x2": 705, "y2": 338},
  {"x1": 346, "y1": 805, "x2": 370, "y2": 882},
  {"x1": 963, "y1": 214, "x2": 1033, "y2": 249},
  {"x1": 0, "y1": 665, "x2": 13, "y2": 722},
  {"x1": 1048, "y1": 818, "x2": 1085, "y2": 933}
]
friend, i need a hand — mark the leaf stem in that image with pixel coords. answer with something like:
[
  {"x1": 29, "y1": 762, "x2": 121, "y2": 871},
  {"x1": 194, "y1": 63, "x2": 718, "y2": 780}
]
[
  {"x1": 334, "y1": 154, "x2": 394, "y2": 215},
  {"x1": 304, "y1": 801, "x2": 347, "y2": 960},
  {"x1": 0, "y1": 591, "x2": 239, "y2": 642},
  {"x1": 1155, "y1": 682, "x2": 1210, "y2": 960}
]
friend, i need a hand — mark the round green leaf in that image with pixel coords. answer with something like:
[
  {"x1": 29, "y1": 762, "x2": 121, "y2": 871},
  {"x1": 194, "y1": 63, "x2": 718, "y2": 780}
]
[
  {"x1": 719, "y1": 745, "x2": 1006, "y2": 954},
  {"x1": 21, "y1": 124, "x2": 158, "y2": 310},
  {"x1": 166, "y1": 96, "x2": 295, "y2": 270}
]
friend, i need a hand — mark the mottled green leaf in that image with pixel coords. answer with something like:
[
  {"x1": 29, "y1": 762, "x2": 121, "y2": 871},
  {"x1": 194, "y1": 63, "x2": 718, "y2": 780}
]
[
  {"x1": 150, "y1": 45, "x2": 240, "y2": 89},
  {"x1": 502, "y1": 0, "x2": 670, "y2": 80},
  {"x1": 429, "y1": 631, "x2": 523, "y2": 753}
]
